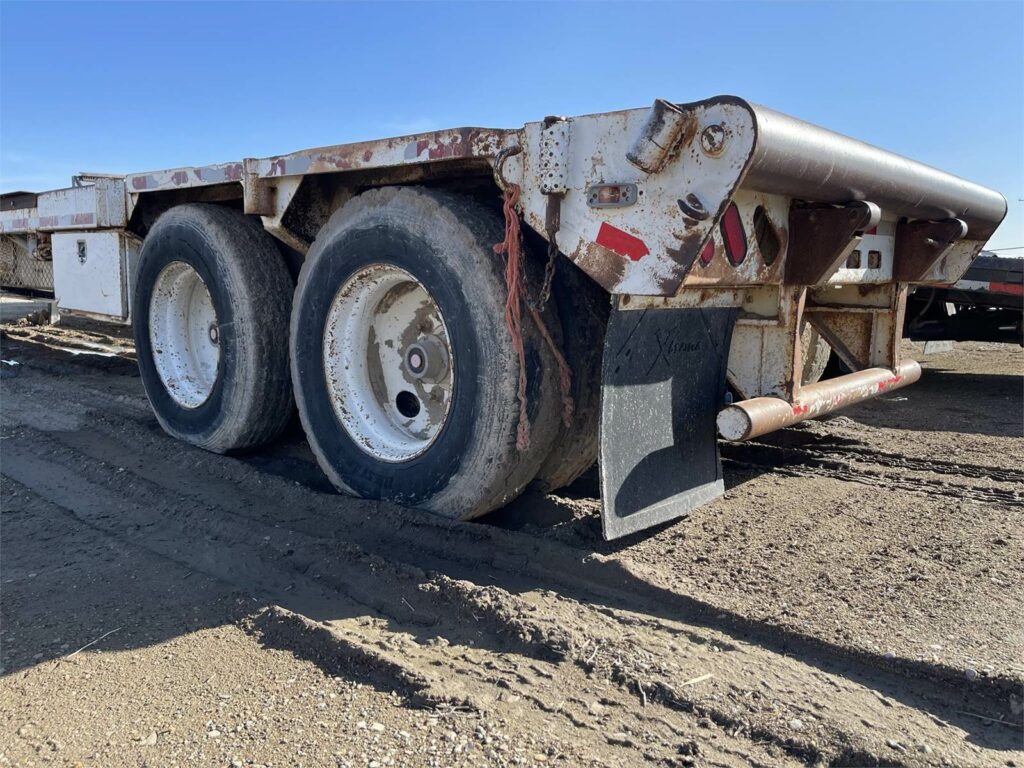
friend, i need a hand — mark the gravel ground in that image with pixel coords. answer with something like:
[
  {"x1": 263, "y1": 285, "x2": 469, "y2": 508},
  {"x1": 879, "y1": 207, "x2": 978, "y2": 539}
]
[{"x1": 1, "y1": 316, "x2": 1021, "y2": 767}]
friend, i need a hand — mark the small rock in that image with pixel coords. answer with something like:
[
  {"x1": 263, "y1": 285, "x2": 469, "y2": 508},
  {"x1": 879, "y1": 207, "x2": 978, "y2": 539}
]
[
  {"x1": 533, "y1": 755, "x2": 548, "y2": 763},
  {"x1": 356, "y1": 720, "x2": 368, "y2": 730},
  {"x1": 789, "y1": 718, "x2": 805, "y2": 731},
  {"x1": 883, "y1": 651, "x2": 896, "y2": 660},
  {"x1": 369, "y1": 722, "x2": 385, "y2": 733},
  {"x1": 965, "y1": 667, "x2": 979, "y2": 681},
  {"x1": 919, "y1": 744, "x2": 933, "y2": 754},
  {"x1": 139, "y1": 732, "x2": 158, "y2": 746},
  {"x1": 887, "y1": 739, "x2": 906, "y2": 752},
  {"x1": 207, "y1": 729, "x2": 221, "y2": 739}
]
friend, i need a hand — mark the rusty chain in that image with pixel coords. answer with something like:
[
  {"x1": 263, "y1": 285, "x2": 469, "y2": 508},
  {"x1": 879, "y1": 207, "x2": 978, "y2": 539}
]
[{"x1": 527, "y1": 229, "x2": 560, "y2": 312}]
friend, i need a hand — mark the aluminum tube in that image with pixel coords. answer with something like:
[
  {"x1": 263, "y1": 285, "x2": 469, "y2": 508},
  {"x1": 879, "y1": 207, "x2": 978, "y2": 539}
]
[
  {"x1": 717, "y1": 361, "x2": 922, "y2": 441},
  {"x1": 744, "y1": 105, "x2": 1007, "y2": 240}
]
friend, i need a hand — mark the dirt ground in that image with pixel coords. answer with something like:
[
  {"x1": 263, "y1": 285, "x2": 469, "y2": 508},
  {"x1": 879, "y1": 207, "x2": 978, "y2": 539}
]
[{"x1": 1, "y1": 313, "x2": 1021, "y2": 768}]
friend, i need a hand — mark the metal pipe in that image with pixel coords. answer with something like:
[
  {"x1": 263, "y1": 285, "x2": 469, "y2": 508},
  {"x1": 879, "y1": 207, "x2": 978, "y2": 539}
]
[
  {"x1": 744, "y1": 105, "x2": 1007, "y2": 240},
  {"x1": 717, "y1": 361, "x2": 922, "y2": 441}
]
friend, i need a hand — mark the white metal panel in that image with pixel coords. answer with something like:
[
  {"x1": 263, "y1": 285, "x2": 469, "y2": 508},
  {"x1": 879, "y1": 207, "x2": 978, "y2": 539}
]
[
  {"x1": 2, "y1": 179, "x2": 125, "y2": 234},
  {"x1": 52, "y1": 231, "x2": 136, "y2": 319}
]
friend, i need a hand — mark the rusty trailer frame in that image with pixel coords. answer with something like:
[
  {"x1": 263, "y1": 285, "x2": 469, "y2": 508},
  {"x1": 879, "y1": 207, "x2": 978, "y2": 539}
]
[{"x1": 0, "y1": 96, "x2": 1008, "y2": 537}]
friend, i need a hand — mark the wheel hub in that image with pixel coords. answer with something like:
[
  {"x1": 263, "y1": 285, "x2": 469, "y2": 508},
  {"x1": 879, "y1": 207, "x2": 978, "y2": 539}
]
[
  {"x1": 322, "y1": 264, "x2": 454, "y2": 462},
  {"x1": 404, "y1": 335, "x2": 449, "y2": 381},
  {"x1": 148, "y1": 261, "x2": 220, "y2": 409}
]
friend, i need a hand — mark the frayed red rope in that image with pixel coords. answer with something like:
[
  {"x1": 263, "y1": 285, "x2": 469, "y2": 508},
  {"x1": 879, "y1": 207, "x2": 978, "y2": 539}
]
[
  {"x1": 493, "y1": 183, "x2": 531, "y2": 451},
  {"x1": 494, "y1": 184, "x2": 574, "y2": 452}
]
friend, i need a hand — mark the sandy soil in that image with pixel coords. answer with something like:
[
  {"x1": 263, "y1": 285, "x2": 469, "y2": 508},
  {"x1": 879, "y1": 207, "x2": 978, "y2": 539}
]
[{"x1": 1, "y1": 317, "x2": 1021, "y2": 767}]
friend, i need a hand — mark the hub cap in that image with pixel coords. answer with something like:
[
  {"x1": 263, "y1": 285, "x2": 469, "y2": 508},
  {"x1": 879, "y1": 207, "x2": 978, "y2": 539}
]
[
  {"x1": 149, "y1": 261, "x2": 220, "y2": 408},
  {"x1": 323, "y1": 264, "x2": 454, "y2": 462}
]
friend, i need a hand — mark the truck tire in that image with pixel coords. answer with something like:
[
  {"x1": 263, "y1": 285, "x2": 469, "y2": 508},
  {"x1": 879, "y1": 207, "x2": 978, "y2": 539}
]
[
  {"x1": 531, "y1": 257, "x2": 609, "y2": 492},
  {"x1": 132, "y1": 204, "x2": 294, "y2": 453},
  {"x1": 290, "y1": 186, "x2": 562, "y2": 520}
]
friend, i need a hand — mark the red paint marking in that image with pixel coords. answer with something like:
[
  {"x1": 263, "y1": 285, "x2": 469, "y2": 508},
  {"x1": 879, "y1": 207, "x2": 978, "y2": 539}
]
[
  {"x1": 792, "y1": 404, "x2": 810, "y2": 416},
  {"x1": 877, "y1": 375, "x2": 903, "y2": 392},
  {"x1": 719, "y1": 203, "x2": 747, "y2": 266},
  {"x1": 698, "y1": 238, "x2": 715, "y2": 266},
  {"x1": 596, "y1": 222, "x2": 649, "y2": 261},
  {"x1": 990, "y1": 280, "x2": 1024, "y2": 296}
]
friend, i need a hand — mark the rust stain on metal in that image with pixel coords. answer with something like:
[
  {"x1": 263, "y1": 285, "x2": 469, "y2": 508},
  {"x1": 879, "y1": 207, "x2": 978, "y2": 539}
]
[
  {"x1": 576, "y1": 241, "x2": 627, "y2": 292},
  {"x1": 261, "y1": 127, "x2": 506, "y2": 178}
]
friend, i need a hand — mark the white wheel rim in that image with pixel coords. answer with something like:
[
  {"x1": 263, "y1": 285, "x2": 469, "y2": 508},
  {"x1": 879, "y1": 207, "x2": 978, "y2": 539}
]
[
  {"x1": 323, "y1": 264, "x2": 454, "y2": 462},
  {"x1": 149, "y1": 261, "x2": 220, "y2": 408}
]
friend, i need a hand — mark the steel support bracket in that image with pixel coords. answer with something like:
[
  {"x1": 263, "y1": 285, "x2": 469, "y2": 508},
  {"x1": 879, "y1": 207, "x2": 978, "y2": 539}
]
[
  {"x1": 785, "y1": 201, "x2": 881, "y2": 285},
  {"x1": 242, "y1": 158, "x2": 275, "y2": 217},
  {"x1": 893, "y1": 218, "x2": 968, "y2": 282}
]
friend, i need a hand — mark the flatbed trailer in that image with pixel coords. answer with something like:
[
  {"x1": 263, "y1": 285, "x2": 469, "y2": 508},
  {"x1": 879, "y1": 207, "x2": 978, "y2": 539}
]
[
  {"x1": 905, "y1": 252, "x2": 1023, "y2": 345},
  {"x1": 0, "y1": 96, "x2": 1007, "y2": 539}
]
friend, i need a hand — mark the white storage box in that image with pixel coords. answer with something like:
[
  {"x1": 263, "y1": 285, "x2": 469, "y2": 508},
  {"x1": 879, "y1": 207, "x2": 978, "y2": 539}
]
[{"x1": 52, "y1": 231, "x2": 140, "y2": 321}]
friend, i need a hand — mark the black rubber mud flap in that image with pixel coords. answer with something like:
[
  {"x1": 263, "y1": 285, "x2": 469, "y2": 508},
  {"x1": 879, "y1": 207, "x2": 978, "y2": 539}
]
[{"x1": 599, "y1": 306, "x2": 738, "y2": 540}]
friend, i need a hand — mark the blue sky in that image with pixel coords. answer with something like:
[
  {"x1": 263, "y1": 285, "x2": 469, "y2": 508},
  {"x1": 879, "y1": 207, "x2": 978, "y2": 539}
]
[{"x1": 1, "y1": 1, "x2": 1021, "y2": 252}]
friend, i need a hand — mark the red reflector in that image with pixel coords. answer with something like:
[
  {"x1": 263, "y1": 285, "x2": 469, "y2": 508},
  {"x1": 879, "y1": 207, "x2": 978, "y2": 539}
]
[
  {"x1": 720, "y1": 203, "x2": 747, "y2": 266},
  {"x1": 595, "y1": 222, "x2": 649, "y2": 262},
  {"x1": 698, "y1": 239, "x2": 715, "y2": 266}
]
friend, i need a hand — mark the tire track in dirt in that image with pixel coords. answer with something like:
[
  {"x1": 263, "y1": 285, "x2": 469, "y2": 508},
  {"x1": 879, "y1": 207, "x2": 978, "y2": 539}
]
[
  {"x1": 9, "y1": 366, "x2": 1023, "y2": 700},
  {"x1": 8, "y1": 394, "x2": 1017, "y2": 702},
  {"x1": 722, "y1": 441, "x2": 1024, "y2": 508},
  {"x1": 3, "y1": 373, "x2": 1021, "y2": 766}
]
